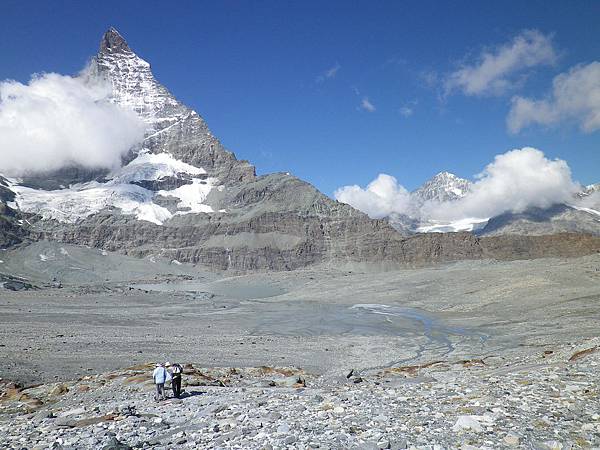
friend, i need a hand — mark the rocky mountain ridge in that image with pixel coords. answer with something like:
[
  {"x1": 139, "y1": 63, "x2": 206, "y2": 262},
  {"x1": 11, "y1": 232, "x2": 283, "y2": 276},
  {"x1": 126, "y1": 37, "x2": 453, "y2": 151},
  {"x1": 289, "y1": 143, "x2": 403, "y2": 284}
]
[{"x1": 2, "y1": 28, "x2": 599, "y2": 270}]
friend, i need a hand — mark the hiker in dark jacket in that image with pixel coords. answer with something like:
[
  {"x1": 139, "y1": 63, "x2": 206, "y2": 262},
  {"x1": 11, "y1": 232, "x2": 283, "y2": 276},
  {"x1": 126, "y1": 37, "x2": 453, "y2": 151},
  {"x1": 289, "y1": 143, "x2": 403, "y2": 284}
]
[{"x1": 169, "y1": 362, "x2": 183, "y2": 398}]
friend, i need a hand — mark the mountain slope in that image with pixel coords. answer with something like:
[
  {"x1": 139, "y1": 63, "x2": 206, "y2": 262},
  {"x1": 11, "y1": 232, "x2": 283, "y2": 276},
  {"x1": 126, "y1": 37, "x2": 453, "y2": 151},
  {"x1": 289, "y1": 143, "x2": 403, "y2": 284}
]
[
  {"x1": 479, "y1": 204, "x2": 600, "y2": 236},
  {"x1": 6, "y1": 29, "x2": 600, "y2": 270},
  {"x1": 9, "y1": 29, "x2": 418, "y2": 270}
]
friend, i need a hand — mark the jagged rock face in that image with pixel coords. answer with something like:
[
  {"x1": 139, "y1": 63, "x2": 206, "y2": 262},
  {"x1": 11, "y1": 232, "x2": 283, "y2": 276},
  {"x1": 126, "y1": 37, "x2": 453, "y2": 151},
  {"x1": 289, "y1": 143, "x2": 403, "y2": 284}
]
[
  {"x1": 0, "y1": 176, "x2": 15, "y2": 205},
  {"x1": 0, "y1": 177, "x2": 28, "y2": 248},
  {"x1": 19, "y1": 166, "x2": 109, "y2": 191},
  {"x1": 411, "y1": 172, "x2": 470, "y2": 204},
  {"x1": 386, "y1": 213, "x2": 421, "y2": 236}
]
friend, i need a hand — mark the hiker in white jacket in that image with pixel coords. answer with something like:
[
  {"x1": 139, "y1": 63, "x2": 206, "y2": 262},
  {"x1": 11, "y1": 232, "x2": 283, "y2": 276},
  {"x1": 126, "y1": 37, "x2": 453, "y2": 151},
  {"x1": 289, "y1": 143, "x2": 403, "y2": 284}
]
[{"x1": 152, "y1": 363, "x2": 170, "y2": 401}]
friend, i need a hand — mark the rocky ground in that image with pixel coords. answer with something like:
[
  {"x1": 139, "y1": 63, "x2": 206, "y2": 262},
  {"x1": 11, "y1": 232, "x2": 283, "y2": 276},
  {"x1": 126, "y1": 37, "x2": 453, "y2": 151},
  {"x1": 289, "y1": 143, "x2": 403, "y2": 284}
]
[
  {"x1": 1, "y1": 340, "x2": 600, "y2": 449},
  {"x1": 2, "y1": 244, "x2": 600, "y2": 448}
]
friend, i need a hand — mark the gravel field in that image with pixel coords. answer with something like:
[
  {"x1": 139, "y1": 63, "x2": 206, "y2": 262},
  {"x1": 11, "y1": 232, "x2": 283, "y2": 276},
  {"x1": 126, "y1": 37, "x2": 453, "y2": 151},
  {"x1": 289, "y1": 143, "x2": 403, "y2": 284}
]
[{"x1": 1, "y1": 244, "x2": 600, "y2": 448}]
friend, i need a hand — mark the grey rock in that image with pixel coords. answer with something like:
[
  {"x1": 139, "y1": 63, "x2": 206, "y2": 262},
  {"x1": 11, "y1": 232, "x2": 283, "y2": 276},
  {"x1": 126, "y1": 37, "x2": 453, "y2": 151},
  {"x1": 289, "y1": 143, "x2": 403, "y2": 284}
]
[{"x1": 101, "y1": 436, "x2": 132, "y2": 450}]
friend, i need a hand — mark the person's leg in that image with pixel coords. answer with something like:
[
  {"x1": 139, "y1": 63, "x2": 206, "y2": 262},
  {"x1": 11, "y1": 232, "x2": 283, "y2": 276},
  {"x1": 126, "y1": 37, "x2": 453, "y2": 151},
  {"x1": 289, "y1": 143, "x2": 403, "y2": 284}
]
[
  {"x1": 155, "y1": 383, "x2": 160, "y2": 401},
  {"x1": 159, "y1": 383, "x2": 165, "y2": 400},
  {"x1": 175, "y1": 377, "x2": 181, "y2": 397}
]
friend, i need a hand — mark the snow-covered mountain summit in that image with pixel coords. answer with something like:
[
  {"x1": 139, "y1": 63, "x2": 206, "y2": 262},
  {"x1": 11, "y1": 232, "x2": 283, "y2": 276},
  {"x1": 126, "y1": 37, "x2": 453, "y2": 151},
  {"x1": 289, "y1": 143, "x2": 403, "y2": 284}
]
[
  {"x1": 11, "y1": 28, "x2": 253, "y2": 226},
  {"x1": 87, "y1": 28, "x2": 254, "y2": 181},
  {"x1": 411, "y1": 171, "x2": 470, "y2": 203},
  {"x1": 89, "y1": 27, "x2": 187, "y2": 132},
  {"x1": 385, "y1": 172, "x2": 478, "y2": 234},
  {"x1": 582, "y1": 183, "x2": 600, "y2": 197}
]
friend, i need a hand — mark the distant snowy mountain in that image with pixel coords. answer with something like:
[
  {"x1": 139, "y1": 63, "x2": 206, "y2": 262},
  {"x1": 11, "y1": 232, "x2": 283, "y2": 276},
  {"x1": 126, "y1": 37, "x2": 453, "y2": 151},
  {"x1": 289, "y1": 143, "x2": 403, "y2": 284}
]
[
  {"x1": 584, "y1": 183, "x2": 600, "y2": 195},
  {"x1": 387, "y1": 172, "x2": 481, "y2": 233},
  {"x1": 578, "y1": 183, "x2": 600, "y2": 205},
  {"x1": 386, "y1": 173, "x2": 600, "y2": 236},
  {"x1": 411, "y1": 171, "x2": 471, "y2": 204}
]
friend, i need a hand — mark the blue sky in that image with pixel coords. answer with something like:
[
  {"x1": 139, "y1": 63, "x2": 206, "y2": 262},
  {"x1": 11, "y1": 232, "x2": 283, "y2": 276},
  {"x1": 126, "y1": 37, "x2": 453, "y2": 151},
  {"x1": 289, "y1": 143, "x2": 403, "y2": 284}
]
[{"x1": 1, "y1": 0, "x2": 599, "y2": 195}]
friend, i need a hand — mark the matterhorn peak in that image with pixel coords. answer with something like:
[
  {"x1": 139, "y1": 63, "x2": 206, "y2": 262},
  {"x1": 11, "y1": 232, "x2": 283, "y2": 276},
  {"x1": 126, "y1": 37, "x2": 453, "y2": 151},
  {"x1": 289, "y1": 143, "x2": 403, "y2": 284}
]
[{"x1": 100, "y1": 27, "x2": 131, "y2": 54}]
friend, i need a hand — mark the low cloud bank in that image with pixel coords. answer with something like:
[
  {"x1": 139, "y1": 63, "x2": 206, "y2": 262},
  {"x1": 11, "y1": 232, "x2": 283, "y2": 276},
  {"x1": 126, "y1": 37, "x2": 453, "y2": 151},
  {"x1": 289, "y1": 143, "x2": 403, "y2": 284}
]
[
  {"x1": 334, "y1": 174, "x2": 411, "y2": 219},
  {"x1": 335, "y1": 148, "x2": 581, "y2": 221},
  {"x1": 429, "y1": 148, "x2": 579, "y2": 220},
  {"x1": 0, "y1": 70, "x2": 145, "y2": 177}
]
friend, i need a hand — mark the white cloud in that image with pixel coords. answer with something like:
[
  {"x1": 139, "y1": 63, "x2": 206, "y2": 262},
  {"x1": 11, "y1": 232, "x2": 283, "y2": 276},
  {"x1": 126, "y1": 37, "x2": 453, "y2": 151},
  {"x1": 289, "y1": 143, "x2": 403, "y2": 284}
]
[
  {"x1": 445, "y1": 30, "x2": 557, "y2": 97},
  {"x1": 0, "y1": 70, "x2": 145, "y2": 177},
  {"x1": 399, "y1": 106, "x2": 413, "y2": 117},
  {"x1": 507, "y1": 61, "x2": 600, "y2": 133},
  {"x1": 334, "y1": 174, "x2": 411, "y2": 219},
  {"x1": 360, "y1": 97, "x2": 376, "y2": 112},
  {"x1": 399, "y1": 100, "x2": 417, "y2": 117},
  {"x1": 428, "y1": 148, "x2": 580, "y2": 220},
  {"x1": 335, "y1": 148, "x2": 580, "y2": 221},
  {"x1": 316, "y1": 63, "x2": 341, "y2": 83},
  {"x1": 419, "y1": 70, "x2": 439, "y2": 88}
]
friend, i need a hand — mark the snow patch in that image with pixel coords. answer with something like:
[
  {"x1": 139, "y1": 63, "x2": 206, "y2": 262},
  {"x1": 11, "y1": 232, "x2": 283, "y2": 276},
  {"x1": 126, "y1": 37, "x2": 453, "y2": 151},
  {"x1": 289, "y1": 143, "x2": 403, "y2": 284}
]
[
  {"x1": 14, "y1": 182, "x2": 172, "y2": 225},
  {"x1": 571, "y1": 205, "x2": 600, "y2": 217},
  {"x1": 416, "y1": 217, "x2": 489, "y2": 233},
  {"x1": 112, "y1": 151, "x2": 206, "y2": 183},
  {"x1": 12, "y1": 153, "x2": 216, "y2": 225},
  {"x1": 160, "y1": 179, "x2": 215, "y2": 215}
]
